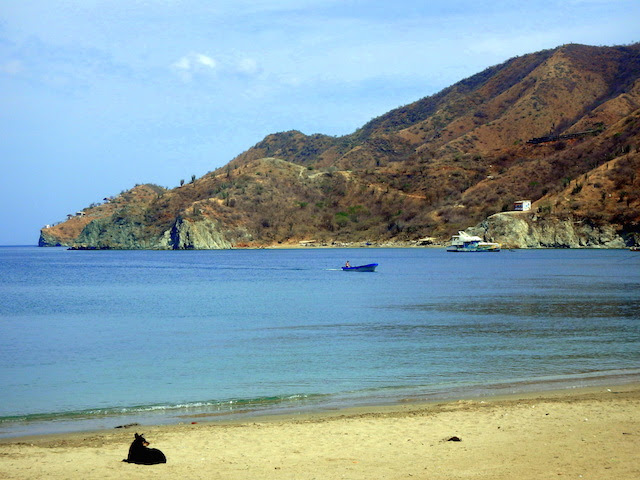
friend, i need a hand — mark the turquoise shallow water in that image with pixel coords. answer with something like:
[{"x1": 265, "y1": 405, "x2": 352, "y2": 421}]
[{"x1": 1, "y1": 246, "x2": 639, "y2": 437}]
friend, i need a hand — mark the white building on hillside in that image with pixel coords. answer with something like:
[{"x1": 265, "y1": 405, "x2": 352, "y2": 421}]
[{"x1": 514, "y1": 200, "x2": 531, "y2": 211}]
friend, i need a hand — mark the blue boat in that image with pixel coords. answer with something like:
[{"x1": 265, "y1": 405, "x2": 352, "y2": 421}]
[{"x1": 342, "y1": 263, "x2": 378, "y2": 272}]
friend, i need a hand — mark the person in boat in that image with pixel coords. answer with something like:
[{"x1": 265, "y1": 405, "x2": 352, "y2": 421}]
[{"x1": 345, "y1": 261, "x2": 351, "y2": 268}]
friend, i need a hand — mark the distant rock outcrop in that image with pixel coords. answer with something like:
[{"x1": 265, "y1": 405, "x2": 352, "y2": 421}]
[
  {"x1": 38, "y1": 230, "x2": 65, "y2": 247},
  {"x1": 163, "y1": 217, "x2": 243, "y2": 250},
  {"x1": 73, "y1": 217, "x2": 156, "y2": 249},
  {"x1": 41, "y1": 217, "x2": 246, "y2": 250},
  {"x1": 470, "y1": 212, "x2": 628, "y2": 249}
]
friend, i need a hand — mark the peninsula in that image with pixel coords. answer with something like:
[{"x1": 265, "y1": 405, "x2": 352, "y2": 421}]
[{"x1": 40, "y1": 43, "x2": 640, "y2": 249}]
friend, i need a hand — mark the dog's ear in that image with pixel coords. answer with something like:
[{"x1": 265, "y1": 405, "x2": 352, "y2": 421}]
[{"x1": 134, "y1": 433, "x2": 140, "y2": 439}]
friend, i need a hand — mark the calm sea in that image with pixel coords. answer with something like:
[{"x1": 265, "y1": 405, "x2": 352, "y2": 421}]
[{"x1": 1, "y1": 246, "x2": 639, "y2": 437}]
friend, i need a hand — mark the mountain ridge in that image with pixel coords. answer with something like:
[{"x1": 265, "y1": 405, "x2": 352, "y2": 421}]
[{"x1": 40, "y1": 43, "x2": 640, "y2": 249}]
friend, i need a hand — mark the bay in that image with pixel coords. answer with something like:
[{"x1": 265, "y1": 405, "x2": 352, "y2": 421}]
[{"x1": 1, "y1": 246, "x2": 639, "y2": 437}]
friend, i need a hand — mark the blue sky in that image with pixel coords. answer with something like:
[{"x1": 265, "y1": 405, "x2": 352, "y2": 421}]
[{"x1": 1, "y1": 0, "x2": 638, "y2": 245}]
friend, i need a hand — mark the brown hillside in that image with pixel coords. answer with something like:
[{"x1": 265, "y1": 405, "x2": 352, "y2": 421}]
[
  {"x1": 39, "y1": 184, "x2": 165, "y2": 246},
  {"x1": 40, "y1": 43, "x2": 640, "y2": 249}
]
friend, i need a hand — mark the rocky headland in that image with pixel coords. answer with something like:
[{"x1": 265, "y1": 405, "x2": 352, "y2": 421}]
[{"x1": 469, "y1": 212, "x2": 633, "y2": 249}]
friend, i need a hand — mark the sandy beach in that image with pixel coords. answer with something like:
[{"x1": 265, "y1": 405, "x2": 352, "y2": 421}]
[{"x1": 1, "y1": 384, "x2": 638, "y2": 479}]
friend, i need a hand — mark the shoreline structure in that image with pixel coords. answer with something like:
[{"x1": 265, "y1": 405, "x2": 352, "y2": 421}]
[{"x1": 1, "y1": 382, "x2": 639, "y2": 479}]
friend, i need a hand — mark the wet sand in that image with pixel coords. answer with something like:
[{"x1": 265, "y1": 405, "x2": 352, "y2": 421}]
[{"x1": 1, "y1": 383, "x2": 639, "y2": 479}]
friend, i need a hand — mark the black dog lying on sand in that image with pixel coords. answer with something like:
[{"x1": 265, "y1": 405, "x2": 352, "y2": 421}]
[{"x1": 123, "y1": 433, "x2": 167, "y2": 465}]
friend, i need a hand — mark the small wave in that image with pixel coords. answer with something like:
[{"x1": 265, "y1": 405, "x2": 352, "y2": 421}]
[{"x1": 0, "y1": 393, "x2": 329, "y2": 426}]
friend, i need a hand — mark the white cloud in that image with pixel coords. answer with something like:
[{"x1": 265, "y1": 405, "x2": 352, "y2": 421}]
[
  {"x1": 172, "y1": 52, "x2": 217, "y2": 71},
  {"x1": 171, "y1": 52, "x2": 217, "y2": 82},
  {"x1": 194, "y1": 53, "x2": 216, "y2": 69},
  {"x1": 171, "y1": 51, "x2": 263, "y2": 83}
]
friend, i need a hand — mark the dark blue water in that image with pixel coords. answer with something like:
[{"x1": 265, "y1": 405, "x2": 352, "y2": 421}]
[{"x1": 1, "y1": 246, "x2": 639, "y2": 437}]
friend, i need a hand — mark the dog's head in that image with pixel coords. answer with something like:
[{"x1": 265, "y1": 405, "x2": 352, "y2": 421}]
[{"x1": 134, "y1": 433, "x2": 150, "y2": 447}]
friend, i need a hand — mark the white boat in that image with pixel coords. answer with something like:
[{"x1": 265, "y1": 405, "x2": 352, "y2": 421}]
[{"x1": 446, "y1": 231, "x2": 500, "y2": 252}]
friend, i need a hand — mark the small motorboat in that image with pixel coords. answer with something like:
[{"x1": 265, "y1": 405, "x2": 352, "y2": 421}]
[
  {"x1": 446, "y1": 231, "x2": 500, "y2": 252},
  {"x1": 342, "y1": 263, "x2": 378, "y2": 272}
]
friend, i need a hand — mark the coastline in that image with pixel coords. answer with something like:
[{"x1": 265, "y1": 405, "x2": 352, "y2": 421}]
[
  {"x1": 2, "y1": 383, "x2": 639, "y2": 479},
  {"x1": 3, "y1": 368, "x2": 639, "y2": 440}
]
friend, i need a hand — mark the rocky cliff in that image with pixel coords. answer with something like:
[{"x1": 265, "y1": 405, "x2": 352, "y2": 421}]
[
  {"x1": 164, "y1": 217, "x2": 247, "y2": 249},
  {"x1": 46, "y1": 213, "x2": 247, "y2": 250},
  {"x1": 469, "y1": 212, "x2": 631, "y2": 249}
]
